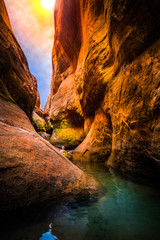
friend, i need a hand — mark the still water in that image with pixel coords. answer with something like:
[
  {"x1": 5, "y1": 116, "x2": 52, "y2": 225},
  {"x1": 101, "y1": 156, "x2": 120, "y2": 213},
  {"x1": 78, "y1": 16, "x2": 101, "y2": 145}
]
[{"x1": 1, "y1": 162, "x2": 160, "y2": 240}]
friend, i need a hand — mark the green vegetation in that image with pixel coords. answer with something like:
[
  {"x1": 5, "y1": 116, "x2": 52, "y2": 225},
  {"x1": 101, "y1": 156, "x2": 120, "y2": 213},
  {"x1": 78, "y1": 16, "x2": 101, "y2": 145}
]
[{"x1": 50, "y1": 118, "x2": 84, "y2": 148}]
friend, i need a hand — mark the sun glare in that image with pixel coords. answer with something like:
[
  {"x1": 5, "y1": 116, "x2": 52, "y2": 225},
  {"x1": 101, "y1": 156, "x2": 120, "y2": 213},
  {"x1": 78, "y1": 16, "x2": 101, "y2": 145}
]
[{"x1": 41, "y1": 0, "x2": 55, "y2": 10}]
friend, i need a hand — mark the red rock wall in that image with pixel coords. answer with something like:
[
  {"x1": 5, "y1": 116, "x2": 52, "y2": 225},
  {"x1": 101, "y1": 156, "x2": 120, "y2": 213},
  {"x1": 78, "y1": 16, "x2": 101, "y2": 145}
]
[
  {"x1": 49, "y1": 0, "x2": 160, "y2": 179},
  {"x1": 0, "y1": 0, "x2": 37, "y2": 118},
  {"x1": 0, "y1": 0, "x2": 12, "y2": 30}
]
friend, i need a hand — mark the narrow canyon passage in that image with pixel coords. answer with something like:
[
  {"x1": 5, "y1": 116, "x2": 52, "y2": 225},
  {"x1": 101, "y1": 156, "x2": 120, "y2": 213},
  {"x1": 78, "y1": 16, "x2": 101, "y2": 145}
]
[{"x1": 1, "y1": 0, "x2": 160, "y2": 240}]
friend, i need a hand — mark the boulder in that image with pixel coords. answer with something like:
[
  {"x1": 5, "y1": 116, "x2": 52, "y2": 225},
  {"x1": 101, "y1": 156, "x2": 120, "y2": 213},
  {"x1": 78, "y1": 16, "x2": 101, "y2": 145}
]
[{"x1": 0, "y1": 98, "x2": 99, "y2": 212}]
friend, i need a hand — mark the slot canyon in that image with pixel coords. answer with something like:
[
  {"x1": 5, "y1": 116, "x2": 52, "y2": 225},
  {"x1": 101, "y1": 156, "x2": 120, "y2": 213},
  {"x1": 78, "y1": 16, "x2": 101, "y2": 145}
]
[{"x1": 0, "y1": 0, "x2": 160, "y2": 239}]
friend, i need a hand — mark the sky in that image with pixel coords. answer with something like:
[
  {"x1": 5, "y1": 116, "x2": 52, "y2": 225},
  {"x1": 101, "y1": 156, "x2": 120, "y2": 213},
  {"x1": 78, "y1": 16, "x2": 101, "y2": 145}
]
[{"x1": 4, "y1": 0, "x2": 55, "y2": 109}]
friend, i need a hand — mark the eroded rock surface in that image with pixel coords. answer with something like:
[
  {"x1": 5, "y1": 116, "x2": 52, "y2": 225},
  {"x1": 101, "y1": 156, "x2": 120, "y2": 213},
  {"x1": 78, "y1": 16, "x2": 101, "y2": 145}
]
[{"x1": 48, "y1": 0, "x2": 160, "y2": 179}]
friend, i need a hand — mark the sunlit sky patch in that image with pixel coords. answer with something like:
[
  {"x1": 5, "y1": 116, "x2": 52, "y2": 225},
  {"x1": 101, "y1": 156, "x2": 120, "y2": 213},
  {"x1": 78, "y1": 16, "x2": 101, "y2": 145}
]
[
  {"x1": 41, "y1": 0, "x2": 55, "y2": 10},
  {"x1": 4, "y1": 0, "x2": 55, "y2": 109}
]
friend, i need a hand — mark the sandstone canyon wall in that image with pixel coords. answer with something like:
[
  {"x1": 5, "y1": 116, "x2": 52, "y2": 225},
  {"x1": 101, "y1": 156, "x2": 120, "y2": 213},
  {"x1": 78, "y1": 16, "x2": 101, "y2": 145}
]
[
  {"x1": 0, "y1": 0, "x2": 99, "y2": 212},
  {"x1": 0, "y1": 0, "x2": 37, "y2": 118},
  {"x1": 48, "y1": 0, "x2": 160, "y2": 180}
]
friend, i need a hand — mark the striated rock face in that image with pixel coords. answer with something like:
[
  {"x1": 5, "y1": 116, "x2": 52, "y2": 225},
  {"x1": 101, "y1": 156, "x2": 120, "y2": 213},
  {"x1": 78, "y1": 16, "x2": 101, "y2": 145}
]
[
  {"x1": 0, "y1": 0, "x2": 100, "y2": 211},
  {"x1": 49, "y1": 0, "x2": 160, "y2": 179}
]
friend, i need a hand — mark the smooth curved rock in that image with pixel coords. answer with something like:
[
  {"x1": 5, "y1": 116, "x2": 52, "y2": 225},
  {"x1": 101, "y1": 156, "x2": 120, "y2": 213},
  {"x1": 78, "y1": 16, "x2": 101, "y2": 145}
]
[{"x1": 0, "y1": 99, "x2": 100, "y2": 212}]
